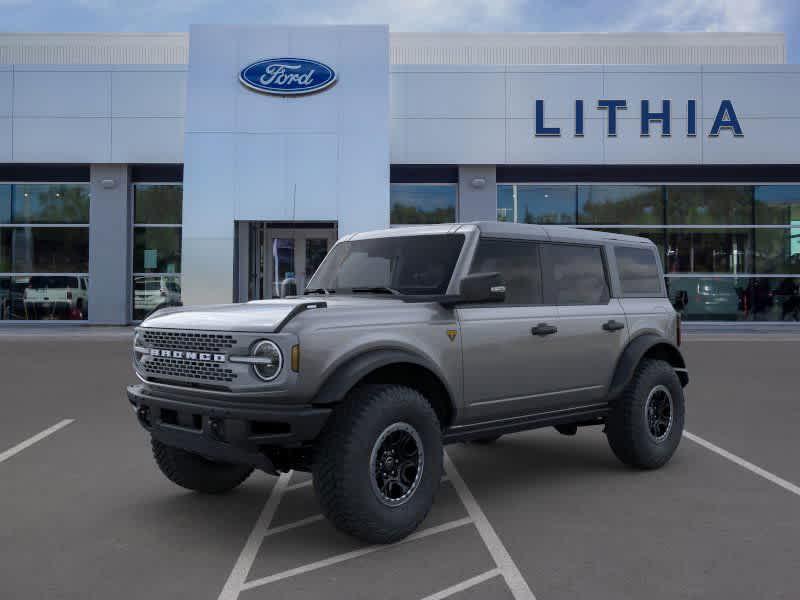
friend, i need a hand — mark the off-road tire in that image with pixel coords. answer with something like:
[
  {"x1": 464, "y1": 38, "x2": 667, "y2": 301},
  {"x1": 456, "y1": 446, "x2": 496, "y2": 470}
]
[
  {"x1": 605, "y1": 359, "x2": 685, "y2": 470},
  {"x1": 151, "y1": 438, "x2": 254, "y2": 493},
  {"x1": 312, "y1": 384, "x2": 443, "y2": 544}
]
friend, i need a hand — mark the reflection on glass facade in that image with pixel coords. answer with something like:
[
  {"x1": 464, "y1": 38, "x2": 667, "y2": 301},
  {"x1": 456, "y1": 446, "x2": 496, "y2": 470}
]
[
  {"x1": 497, "y1": 184, "x2": 800, "y2": 320},
  {"x1": 579, "y1": 185, "x2": 662, "y2": 225},
  {"x1": 132, "y1": 275, "x2": 181, "y2": 321},
  {"x1": 666, "y1": 229, "x2": 753, "y2": 274},
  {"x1": 132, "y1": 184, "x2": 182, "y2": 320},
  {"x1": 0, "y1": 183, "x2": 90, "y2": 320},
  {"x1": 390, "y1": 184, "x2": 457, "y2": 225}
]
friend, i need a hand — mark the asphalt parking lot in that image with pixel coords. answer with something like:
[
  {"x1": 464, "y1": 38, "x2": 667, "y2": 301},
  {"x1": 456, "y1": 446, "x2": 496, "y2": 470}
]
[{"x1": 2, "y1": 329, "x2": 799, "y2": 599}]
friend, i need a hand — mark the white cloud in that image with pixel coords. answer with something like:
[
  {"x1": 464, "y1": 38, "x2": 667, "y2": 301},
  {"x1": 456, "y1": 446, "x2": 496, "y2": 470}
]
[
  {"x1": 622, "y1": 0, "x2": 780, "y2": 32},
  {"x1": 278, "y1": 0, "x2": 524, "y2": 31}
]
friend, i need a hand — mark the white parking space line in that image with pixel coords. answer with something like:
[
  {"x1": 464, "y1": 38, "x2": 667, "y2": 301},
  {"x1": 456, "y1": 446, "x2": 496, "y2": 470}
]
[
  {"x1": 240, "y1": 517, "x2": 473, "y2": 591},
  {"x1": 685, "y1": 431, "x2": 800, "y2": 498},
  {"x1": 444, "y1": 452, "x2": 537, "y2": 600},
  {"x1": 262, "y1": 514, "x2": 324, "y2": 537},
  {"x1": 419, "y1": 569, "x2": 501, "y2": 600},
  {"x1": 217, "y1": 471, "x2": 291, "y2": 600},
  {"x1": 0, "y1": 419, "x2": 74, "y2": 464}
]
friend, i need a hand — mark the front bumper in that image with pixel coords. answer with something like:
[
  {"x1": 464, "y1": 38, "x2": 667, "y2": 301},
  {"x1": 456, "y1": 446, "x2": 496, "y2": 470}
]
[{"x1": 127, "y1": 384, "x2": 331, "y2": 473}]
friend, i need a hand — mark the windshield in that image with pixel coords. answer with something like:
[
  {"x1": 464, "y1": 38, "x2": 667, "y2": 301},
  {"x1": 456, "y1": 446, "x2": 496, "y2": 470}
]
[{"x1": 307, "y1": 234, "x2": 465, "y2": 295}]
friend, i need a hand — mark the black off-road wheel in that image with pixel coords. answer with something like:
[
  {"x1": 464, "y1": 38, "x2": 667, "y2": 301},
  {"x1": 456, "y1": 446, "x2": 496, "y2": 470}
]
[
  {"x1": 151, "y1": 438, "x2": 254, "y2": 493},
  {"x1": 312, "y1": 384, "x2": 443, "y2": 544},
  {"x1": 605, "y1": 359, "x2": 685, "y2": 470}
]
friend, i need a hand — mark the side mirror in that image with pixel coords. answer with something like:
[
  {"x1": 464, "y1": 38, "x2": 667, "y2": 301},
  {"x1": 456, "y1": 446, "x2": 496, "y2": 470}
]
[{"x1": 458, "y1": 272, "x2": 506, "y2": 304}]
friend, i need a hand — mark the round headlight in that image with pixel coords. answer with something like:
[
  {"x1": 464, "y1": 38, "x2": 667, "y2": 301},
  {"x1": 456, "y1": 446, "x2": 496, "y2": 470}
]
[{"x1": 252, "y1": 340, "x2": 283, "y2": 382}]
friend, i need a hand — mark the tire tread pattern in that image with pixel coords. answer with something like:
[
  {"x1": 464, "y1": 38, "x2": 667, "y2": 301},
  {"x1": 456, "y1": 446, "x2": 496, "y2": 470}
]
[
  {"x1": 313, "y1": 384, "x2": 442, "y2": 544},
  {"x1": 606, "y1": 359, "x2": 685, "y2": 470},
  {"x1": 151, "y1": 438, "x2": 253, "y2": 494}
]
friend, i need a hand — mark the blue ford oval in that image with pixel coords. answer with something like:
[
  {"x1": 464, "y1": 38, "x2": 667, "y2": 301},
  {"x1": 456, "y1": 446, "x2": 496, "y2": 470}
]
[{"x1": 239, "y1": 58, "x2": 337, "y2": 96}]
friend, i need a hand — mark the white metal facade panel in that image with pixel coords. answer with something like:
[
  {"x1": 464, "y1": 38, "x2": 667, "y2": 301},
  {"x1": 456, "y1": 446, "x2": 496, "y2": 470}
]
[
  {"x1": 182, "y1": 24, "x2": 389, "y2": 305},
  {"x1": 0, "y1": 68, "x2": 11, "y2": 117},
  {"x1": 111, "y1": 70, "x2": 186, "y2": 116},
  {"x1": 111, "y1": 117, "x2": 184, "y2": 163},
  {"x1": 13, "y1": 117, "x2": 111, "y2": 162},
  {"x1": 14, "y1": 70, "x2": 110, "y2": 117},
  {"x1": 391, "y1": 64, "x2": 800, "y2": 165},
  {"x1": 0, "y1": 118, "x2": 10, "y2": 160}
]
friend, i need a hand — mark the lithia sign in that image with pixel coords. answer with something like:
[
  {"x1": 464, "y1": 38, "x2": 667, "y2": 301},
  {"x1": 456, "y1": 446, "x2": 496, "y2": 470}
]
[{"x1": 535, "y1": 99, "x2": 743, "y2": 138}]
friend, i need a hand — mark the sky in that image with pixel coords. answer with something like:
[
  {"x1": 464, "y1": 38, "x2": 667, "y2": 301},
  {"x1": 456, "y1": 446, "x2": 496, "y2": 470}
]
[{"x1": 0, "y1": 0, "x2": 797, "y2": 62}]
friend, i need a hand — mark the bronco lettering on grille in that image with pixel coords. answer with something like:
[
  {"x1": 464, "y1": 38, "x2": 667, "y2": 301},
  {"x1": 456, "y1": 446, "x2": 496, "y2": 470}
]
[{"x1": 149, "y1": 349, "x2": 227, "y2": 362}]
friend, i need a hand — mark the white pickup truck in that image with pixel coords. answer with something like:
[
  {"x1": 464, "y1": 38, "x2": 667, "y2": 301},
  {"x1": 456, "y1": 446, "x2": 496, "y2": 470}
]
[{"x1": 23, "y1": 275, "x2": 88, "y2": 319}]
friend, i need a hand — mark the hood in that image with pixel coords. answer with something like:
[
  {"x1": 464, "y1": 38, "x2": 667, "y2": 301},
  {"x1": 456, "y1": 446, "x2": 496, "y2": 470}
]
[{"x1": 140, "y1": 295, "x2": 419, "y2": 333}]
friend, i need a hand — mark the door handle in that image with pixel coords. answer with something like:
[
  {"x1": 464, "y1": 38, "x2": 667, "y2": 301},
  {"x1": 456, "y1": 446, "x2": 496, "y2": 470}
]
[
  {"x1": 602, "y1": 319, "x2": 625, "y2": 332},
  {"x1": 531, "y1": 323, "x2": 558, "y2": 336}
]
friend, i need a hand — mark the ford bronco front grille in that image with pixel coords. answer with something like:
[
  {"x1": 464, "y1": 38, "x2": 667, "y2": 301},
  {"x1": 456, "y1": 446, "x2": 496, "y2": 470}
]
[
  {"x1": 142, "y1": 330, "x2": 237, "y2": 353},
  {"x1": 144, "y1": 355, "x2": 237, "y2": 383}
]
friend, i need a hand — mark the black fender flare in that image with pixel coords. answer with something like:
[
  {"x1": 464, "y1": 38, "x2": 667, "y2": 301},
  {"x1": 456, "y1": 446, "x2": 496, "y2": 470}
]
[
  {"x1": 607, "y1": 334, "x2": 688, "y2": 399},
  {"x1": 312, "y1": 348, "x2": 455, "y2": 410}
]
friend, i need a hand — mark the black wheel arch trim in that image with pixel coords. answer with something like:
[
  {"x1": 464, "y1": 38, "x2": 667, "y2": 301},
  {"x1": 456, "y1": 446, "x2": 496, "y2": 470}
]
[
  {"x1": 607, "y1": 333, "x2": 688, "y2": 400},
  {"x1": 311, "y1": 348, "x2": 457, "y2": 418}
]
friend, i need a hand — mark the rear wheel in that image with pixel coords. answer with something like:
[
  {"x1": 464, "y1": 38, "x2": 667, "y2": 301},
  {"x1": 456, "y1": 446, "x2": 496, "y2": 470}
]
[
  {"x1": 313, "y1": 384, "x2": 443, "y2": 544},
  {"x1": 151, "y1": 438, "x2": 253, "y2": 493},
  {"x1": 605, "y1": 359, "x2": 685, "y2": 469}
]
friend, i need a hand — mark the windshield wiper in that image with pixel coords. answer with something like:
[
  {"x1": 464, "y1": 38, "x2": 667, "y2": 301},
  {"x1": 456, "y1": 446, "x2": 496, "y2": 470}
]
[
  {"x1": 350, "y1": 286, "x2": 401, "y2": 295},
  {"x1": 304, "y1": 287, "x2": 334, "y2": 295}
]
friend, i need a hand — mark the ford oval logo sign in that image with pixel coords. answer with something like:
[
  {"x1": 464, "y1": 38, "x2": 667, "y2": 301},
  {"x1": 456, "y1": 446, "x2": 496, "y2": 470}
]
[{"x1": 239, "y1": 58, "x2": 337, "y2": 96}]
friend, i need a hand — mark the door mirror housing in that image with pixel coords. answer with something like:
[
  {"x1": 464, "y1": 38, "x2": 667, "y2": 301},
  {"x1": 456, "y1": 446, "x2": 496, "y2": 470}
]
[{"x1": 458, "y1": 272, "x2": 506, "y2": 304}]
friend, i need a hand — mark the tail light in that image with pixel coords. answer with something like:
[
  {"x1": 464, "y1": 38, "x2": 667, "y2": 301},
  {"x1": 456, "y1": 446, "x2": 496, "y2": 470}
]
[
  {"x1": 160, "y1": 288, "x2": 167, "y2": 297},
  {"x1": 676, "y1": 315, "x2": 682, "y2": 347},
  {"x1": 67, "y1": 290, "x2": 73, "y2": 300}
]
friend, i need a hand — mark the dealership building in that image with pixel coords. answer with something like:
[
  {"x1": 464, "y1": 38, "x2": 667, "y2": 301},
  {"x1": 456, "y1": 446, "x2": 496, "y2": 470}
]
[{"x1": 1, "y1": 27, "x2": 799, "y2": 324}]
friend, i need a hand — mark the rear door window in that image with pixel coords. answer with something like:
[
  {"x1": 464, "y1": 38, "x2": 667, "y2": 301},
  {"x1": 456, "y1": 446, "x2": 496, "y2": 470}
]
[
  {"x1": 541, "y1": 243, "x2": 610, "y2": 305},
  {"x1": 469, "y1": 238, "x2": 542, "y2": 305},
  {"x1": 615, "y1": 246, "x2": 664, "y2": 297}
]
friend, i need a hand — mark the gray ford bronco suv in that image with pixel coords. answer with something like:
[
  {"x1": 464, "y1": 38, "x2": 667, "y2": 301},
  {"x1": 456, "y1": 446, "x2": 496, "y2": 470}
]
[{"x1": 127, "y1": 222, "x2": 688, "y2": 543}]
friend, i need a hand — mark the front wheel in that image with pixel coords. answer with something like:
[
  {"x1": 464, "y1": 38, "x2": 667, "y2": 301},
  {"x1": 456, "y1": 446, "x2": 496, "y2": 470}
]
[
  {"x1": 605, "y1": 359, "x2": 685, "y2": 470},
  {"x1": 151, "y1": 438, "x2": 253, "y2": 493},
  {"x1": 312, "y1": 384, "x2": 443, "y2": 544}
]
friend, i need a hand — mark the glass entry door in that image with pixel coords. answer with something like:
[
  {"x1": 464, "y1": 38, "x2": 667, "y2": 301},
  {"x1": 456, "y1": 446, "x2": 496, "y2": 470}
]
[{"x1": 248, "y1": 224, "x2": 337, "y2": 300}]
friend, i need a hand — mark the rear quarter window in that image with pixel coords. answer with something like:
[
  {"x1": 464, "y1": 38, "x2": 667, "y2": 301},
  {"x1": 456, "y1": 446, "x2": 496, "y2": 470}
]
[
  {"x1": 615, "y1": 246, "x2": 664, "y2": 297},
  {"x1": 541, "y1": 243, "x2": 610, "y2": 305}
]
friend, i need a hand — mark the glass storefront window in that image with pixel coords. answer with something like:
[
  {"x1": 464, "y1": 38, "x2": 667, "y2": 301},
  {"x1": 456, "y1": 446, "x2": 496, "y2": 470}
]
[
  {"x1": 666, "y1": 229, "x2": 753, "y2": 274},
  {"x1": 666, "y1": 186, "x2": 753, "y2": 225},
  {"x1": 667, "y1": 276, "x2": 800, "y2": 322},
  {"x1": 132, "y1": 183, "x2": 183, "y2": 320},
  {"x1": 390, "y1": 184, "x2": 457, "y2": 225},
  {"x1": 132, "y1": 275, "x2": 181, "y2": 321},
  {"x1": 755, "y1": 185, "x2": 800, "y2": 226},
  {"x1": 133, "y1": 227, "x2": 181, "y2": 273},
  {"x1": 134, "y1": 185, "x2": 182, "y2": 225},
  {"x1": 755, "y1": 228, "x2": 800, "y2": 274},
  {"x1": 578, "y1": 185, "x2": 662, "y2": 225},
  {"x1": 0, "y1": 182, "x2": 89, "y2": 321},
  {"x1": 1, "y1": 228, "x2": 90, "y2": 273},
  {"x1": 517, "y1": 185, "x2": 576, "y2": 224},
  {"x1": 1, "y1": 275, "x2": 89, "y2": 321},
  {"x1": 1, "y1": 184, "x2": 90, "y2": 225}
]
